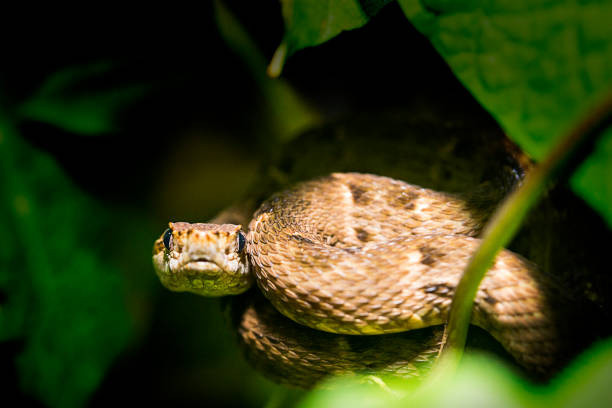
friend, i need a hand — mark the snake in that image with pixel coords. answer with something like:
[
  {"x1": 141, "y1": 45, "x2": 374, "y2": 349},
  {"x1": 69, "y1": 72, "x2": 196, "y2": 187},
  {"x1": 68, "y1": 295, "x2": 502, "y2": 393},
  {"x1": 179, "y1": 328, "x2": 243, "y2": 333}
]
[{"x1": 152, "y1": 172, "x2": 563, "y2": 384}]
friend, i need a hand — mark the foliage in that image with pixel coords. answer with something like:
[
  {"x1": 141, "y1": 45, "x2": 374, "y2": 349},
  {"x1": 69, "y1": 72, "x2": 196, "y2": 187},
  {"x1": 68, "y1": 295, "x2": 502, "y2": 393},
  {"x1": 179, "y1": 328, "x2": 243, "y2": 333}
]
[
  {"x1": 2, "y1": 1, "x2": 612, "y2": 406},
  {"x1": 0, "y1": 115, "x2": 131, "y2": 406},
  {"x1": 299, "y1": 337, "x2": 612, "y2": 407},
  {"x1": 397, "y1": 0, "x2": 612, "y2": 227},
  {"x1": 279, "y1": 0, "x2": 389, "y2": 56},
  {"x1": 18, "y1": 62, "x2": 148, "y2": 135}
]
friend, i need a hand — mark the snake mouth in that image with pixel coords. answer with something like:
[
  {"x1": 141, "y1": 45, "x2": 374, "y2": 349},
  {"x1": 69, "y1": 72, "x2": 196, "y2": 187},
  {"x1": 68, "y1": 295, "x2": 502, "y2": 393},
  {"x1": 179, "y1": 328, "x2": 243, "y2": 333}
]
[{"x1": 182, "y1": 257, "x2": 223, "y2": 275}]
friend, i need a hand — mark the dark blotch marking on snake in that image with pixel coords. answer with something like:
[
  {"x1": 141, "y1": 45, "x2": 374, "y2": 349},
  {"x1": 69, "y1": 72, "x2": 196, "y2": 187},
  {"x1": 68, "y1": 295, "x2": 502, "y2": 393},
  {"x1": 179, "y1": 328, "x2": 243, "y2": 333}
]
[
  {"x1": 393, "y1": 191, "x2": 419, "y2": 210},
  {"x1": 483, "y1": 290, "x2": 498, "y2": 305},
  {"x1": 291, "y1": 235, "x2": 315, "y2": 245},
  {"x1": 485, "y1": 296, "x2": 497, "y2": 305},
  {"x1": 422, "y1": 283, "x2": 454, "y2": 297},
  {"x1": 354, "y1": 228, "x2": 370, "y2": 242},
  {"x1": 348, "y1": 183, "x2": 370, "y2": 205},
  {"x1": 419, "y1": 246, "x2": 446, "y2": 266}
]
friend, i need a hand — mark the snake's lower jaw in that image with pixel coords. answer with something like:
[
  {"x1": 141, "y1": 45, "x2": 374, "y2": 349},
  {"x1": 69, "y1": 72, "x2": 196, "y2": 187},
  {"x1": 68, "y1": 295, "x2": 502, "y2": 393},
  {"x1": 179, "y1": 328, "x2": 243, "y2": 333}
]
[
  {"x1": 156, "y1": 270, "x2": 252, "y2": 297},
  {"x1": 182, "y1": 271, "x2": 254, "y2": 297},
  {"x1": 153, "y1": 257, "x2": 253, "y2": 297}
]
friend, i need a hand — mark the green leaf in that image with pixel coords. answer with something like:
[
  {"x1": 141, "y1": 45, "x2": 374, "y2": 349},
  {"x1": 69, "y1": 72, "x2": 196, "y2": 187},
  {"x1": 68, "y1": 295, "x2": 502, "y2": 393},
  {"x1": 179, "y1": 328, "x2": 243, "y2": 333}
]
[
  {"x1": 396, "y1": 0, "x2": 612, "y2": 226},
  {"x1": 0, "y1": 116, "x2": 132, "y2": 407},
  {"x1": 298, "y1": 339, "x2": 612, "y2": 407},
  {"x1": 571, "y1": 129, "x2": 612, "y2": 229},
  {"x1": 19, "y1": 61, "x2": 148, "y2": 135},
  {"x1": 298, "y1": 378, "x2": 393, "y2": 408},
  {"x1": 298, "y1": 355, "x2": 536, "y2": 408},
  {"x1": 552, "y1": 338, "x2": 612, "y2": 407},
  {"x1": 280, "y1": 0, "x2": 392, "y2": 56}
]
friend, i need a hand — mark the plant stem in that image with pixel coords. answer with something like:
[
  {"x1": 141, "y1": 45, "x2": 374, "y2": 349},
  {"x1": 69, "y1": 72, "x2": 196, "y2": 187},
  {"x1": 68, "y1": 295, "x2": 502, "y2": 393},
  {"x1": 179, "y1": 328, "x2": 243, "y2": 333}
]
[{"x1": 437, "y1": 91, "x2": 612, "y2": 371}]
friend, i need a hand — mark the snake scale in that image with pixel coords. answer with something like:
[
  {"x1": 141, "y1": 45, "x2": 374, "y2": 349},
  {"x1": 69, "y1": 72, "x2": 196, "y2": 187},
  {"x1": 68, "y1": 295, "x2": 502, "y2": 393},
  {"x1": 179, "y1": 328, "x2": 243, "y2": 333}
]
[{"x1": 153, "y1": 172, "x2": 563, "y2": 384}]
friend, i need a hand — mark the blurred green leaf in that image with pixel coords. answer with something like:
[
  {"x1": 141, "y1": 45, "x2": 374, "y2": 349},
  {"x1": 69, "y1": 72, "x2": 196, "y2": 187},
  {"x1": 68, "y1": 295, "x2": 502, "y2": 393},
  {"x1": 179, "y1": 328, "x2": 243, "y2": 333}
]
[
  {"x1": 0, "y1": 116, "x2": 132, "y2": 407},
  {"x1": 298, "y1": 354, "x2": 534, "y2": 408},
  {"x1": 299, "y1": 339, "x2": 612, "y2": 407},
  {"x1": 280, "y1": 0, "x2": 392, "y2": 57},
  {"x1": 570, "y1": 129, "x2": 612, "y2": 229},
  {"x1": 396, "y1": 0, "x2": 612, "y2": 226},
  {"x1": 298, "y1": 378, "x2": 393, "y2": 408},
  {"x1": 551, "y1": 338, "x2": 612, "y2": 408},
  {"x1": 19, "y1": 61, "x2": 147, "y2": 135}
]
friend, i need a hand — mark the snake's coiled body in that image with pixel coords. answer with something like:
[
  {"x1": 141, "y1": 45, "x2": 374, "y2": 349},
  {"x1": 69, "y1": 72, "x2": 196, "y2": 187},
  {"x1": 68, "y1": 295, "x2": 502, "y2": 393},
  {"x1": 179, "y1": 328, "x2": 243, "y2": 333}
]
[
  {"x1": 246, "y1": 173, "x2": 558, "y2": 371},
  {"x1": 231, "y1": 291, "x2": 443, "y2": 388}
]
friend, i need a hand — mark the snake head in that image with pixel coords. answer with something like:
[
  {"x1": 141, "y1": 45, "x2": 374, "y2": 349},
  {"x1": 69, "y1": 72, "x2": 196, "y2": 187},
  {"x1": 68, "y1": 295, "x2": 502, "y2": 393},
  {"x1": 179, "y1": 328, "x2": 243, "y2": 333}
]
[{"x1": 152, "y1": 222, "x2": 252, "y2": 296}]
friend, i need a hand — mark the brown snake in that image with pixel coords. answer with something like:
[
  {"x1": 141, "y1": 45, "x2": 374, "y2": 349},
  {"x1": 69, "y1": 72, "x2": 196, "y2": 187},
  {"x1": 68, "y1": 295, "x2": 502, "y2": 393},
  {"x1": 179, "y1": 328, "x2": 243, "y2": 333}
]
[{"x1": 152, "y1": 172, "x2": 561, "y2": 383}]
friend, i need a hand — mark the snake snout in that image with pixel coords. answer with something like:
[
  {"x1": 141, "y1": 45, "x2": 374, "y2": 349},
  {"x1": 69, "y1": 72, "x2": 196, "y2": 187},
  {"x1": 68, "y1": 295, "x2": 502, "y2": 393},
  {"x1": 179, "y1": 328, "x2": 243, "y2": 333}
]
[{"x1": 182, "y1": 257, "x2": 223, "y2": 276}]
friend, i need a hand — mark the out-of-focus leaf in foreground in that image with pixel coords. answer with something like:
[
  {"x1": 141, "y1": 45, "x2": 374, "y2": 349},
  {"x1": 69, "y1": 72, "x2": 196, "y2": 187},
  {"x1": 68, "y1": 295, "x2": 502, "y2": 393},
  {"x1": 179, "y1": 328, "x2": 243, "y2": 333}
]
[
  {"x1": 299, "y1": 338, "x2": 612, "y2": 407},
  {"x1": 396, "y1": 0, "x2": 612, "y2": 226},
  {"x1": 298, "y1": 355, "x2": 533, "y2": 408},
  {"x1": 0, "y1": 117, "x2": 131, "y2": 407},
  {"x1": 551, "y1": 337, "x2": 612, "y2": 408},
  {"x1": 19, "y1": 61, "x2": 148, "y2": 135}
]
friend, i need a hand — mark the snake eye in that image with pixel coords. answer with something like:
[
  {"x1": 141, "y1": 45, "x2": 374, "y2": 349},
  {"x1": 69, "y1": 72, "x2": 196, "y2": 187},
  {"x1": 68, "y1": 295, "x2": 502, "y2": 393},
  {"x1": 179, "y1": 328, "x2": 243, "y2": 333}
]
[
  {"x1": 237, "y1": 231, "x2": 246, "y2": 253},
  {"x1": 162, "y1": 228, "x2": 173, "y2": 250}
]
